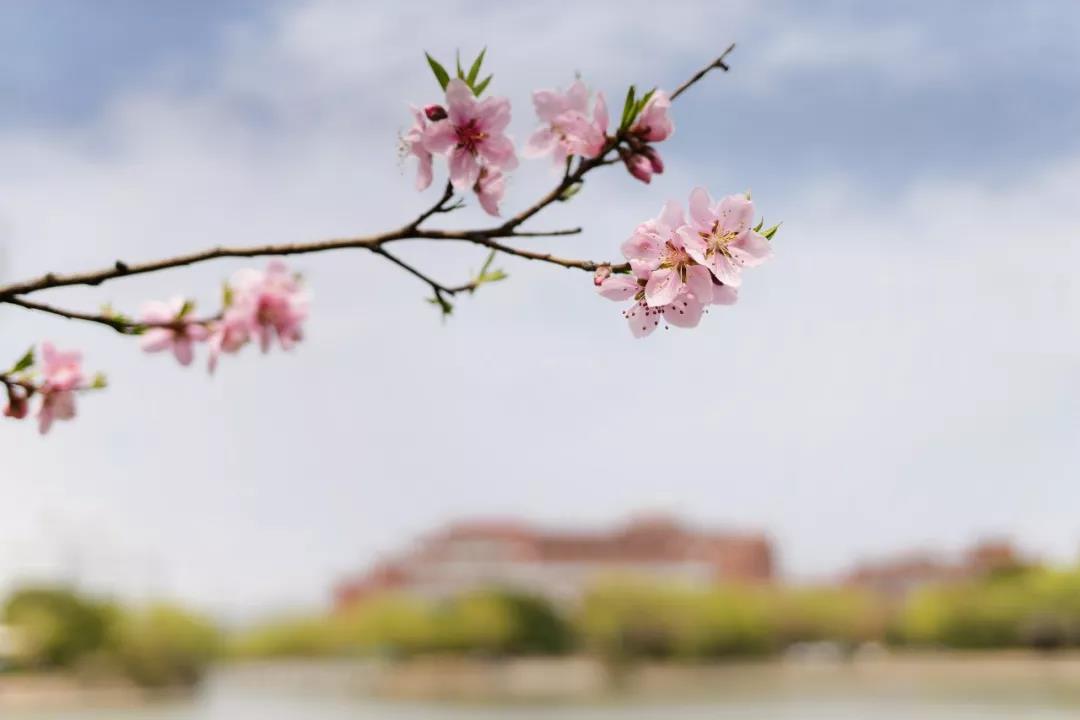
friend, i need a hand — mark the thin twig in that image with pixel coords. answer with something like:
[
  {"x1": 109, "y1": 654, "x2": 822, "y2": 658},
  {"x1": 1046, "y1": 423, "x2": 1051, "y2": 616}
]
[
  {"x1": 370, "y1": 246, "x2": 477, "y2": 296},
  {"x1": 6, "y1": 297, "x2": 136, "y2": 333},
  {"x1": 670, "y1": 43, "x2": 736, "y2": 101}
]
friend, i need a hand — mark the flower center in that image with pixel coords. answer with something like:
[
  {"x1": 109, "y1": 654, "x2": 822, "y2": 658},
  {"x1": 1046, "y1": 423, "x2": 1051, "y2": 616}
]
[
  {"x1": 455, "y1": 120, "x2": 487, "y2": 154},
  {"x1": 701, "y1": 221, "x2": 739, "y2": 259}
]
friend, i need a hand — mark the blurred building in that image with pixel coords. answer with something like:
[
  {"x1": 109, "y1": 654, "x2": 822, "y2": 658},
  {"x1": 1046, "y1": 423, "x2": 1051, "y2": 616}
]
[
  {"x1": 845, "y1": 538, "x2": 1024, "y2": 600},
  {"x1": 334, "y1": 515, "x2": 774, "y2": 610}
]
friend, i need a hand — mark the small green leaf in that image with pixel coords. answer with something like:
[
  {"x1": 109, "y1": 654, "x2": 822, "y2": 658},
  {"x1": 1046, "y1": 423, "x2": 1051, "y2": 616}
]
[
  {"x1": 478, "y1": 269, "x2": 507, "y2": 284},
  {"x1": 619, "y1": 85, "x2": 637, "y2": 130},
  {"x1": 466, "y1": 48, "x2": 486, "y2": 85},
  {"x1": 632, "y1": 88, "x2": 656, "y2": 121},
  {"x1": 478, "y1": 249, "x2": 497, "y2": 278},
  {"x1": 455, "y1": 49, "x2": 464, "y2": 79},
  {"x1": 90, "y1": 372, "x2": 108, "y2": 390},
  {"x1": 473, "y1": 74, "x2": 493, "y2": 96},
  {"x1": 425, "y1": 52, "x2": 450, "y2": 91},
  {"x1": 9, "y1": 346, "x2": 34, "y2": 374},
  {"x1": 753, "y1": 219, "x2": 764, "y2": 233},
  {"x1": 222, "y1": 283, "x2": 234, "y2": 308},
  {"x1": 473, "y1": 250, "x2": 507, "y2": 287},
  {"x1": 178, "y1": 299, "x2": 195, "y2": 319},
  {"x1": 762, "y1": 222, "x2": 782, "y2": 240},
  {"x1": 427, "y1": 294, "x2": 454, "y2": 318}
]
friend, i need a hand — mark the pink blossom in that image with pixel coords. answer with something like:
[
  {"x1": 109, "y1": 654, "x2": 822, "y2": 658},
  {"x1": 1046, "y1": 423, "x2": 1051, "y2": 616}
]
[
  {"x1": 631, "y1": 90, "x2": 673, "y2": 142},
  {"x1": 206, "y1": 308, "x2": 251, "y2": 373},
  {"x1": 423, "y1": 79, "x2": 517, "y2": 189},
  {"x1": 621, "y1": 201, "x2": 714, "y2": 307},
  {"x1": 403, "y1": 107, "x2": 434, "y2": 191},
  {"x1": 524, "y1": 80, "x2": 607, "y2": 164},
  {"x1": 597, "y1": 262, "x2": 708, "y2": 338},
  {"x1": 473, "y1": 166, "x2": 505, "y2": 217},
  {"x1": 229, "y1": 260, "x2": 308, "y2": 353},
  {"x1": 138, "y1": 296, "x2": 210, "y2": 367},
  {"x1": 37, "y1": 342, "x2": 84, "y2": 434},
  {"x1": 677, "y1": 187, "x2": 772, "y2": 287}
]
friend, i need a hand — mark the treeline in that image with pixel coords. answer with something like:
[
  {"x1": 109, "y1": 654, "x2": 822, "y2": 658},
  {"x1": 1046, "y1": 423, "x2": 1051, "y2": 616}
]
[
  {"x1": 1, "y1": 586, "x2": 222, "y2": 688},
  {"x1": 234, "y1": 567, "x2": 1080, "y2": 661}
]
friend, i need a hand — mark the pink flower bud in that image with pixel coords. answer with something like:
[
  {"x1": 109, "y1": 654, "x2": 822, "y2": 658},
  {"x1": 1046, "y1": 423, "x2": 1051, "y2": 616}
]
[
  {"x1": 3, "y1": 390, "x2": 29, "y2": 419},
  {"x1": 623, "y1": 152, "x2": 653, "y2": 184},
  {"x1": 641, "y1": 146, "x2": 664, "y2": 174},
  {"x1": 424, "y1": 104, "x2": 448, "y2": 122},
  {"x1": 593, "y1": 265, "x2": 613, "y2": 287}
]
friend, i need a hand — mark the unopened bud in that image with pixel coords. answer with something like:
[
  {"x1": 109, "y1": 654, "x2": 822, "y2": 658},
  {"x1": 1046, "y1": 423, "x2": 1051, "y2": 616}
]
[
  {"x1": 593, "y1": 265, "x2": 613, "y2": 287},
  {"x1": 424, "y1": 104, "x2": 448, "y2": 122},
  {"x1": 641, "y1": 146, "x2": 664, "y2": 174},
  {"x1": 623, "y1": 152, "x2": 653, "y2": 184},
  {"x1": 3, "y1": 390, "x2": 29, "y2": 420}
]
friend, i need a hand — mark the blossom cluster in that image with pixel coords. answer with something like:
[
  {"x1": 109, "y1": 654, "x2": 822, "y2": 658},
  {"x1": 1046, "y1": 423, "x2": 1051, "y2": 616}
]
[
  {"x1": 403, "y1": 51, "x2": 676, "y2": 215},
  {"x1": 138, "y1": 260, "x2": 308, "y2": 372},
  {"x1": 596, "y1": 187, "x2": 777, "y2": 337},
  {"x1": 4, "y1": 49, "x2": 776, "y2": 437},
  {"x1": 2, "y1": 343, "x2": 101, "y2": 434}
]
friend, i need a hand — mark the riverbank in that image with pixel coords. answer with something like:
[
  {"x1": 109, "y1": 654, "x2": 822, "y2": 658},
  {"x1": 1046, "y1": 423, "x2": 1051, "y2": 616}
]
[
  {"x1": 218, "y1": 650, "x2": 1080, "y2": 704},
  {"x1": 0, "y1": 673, "x2": 192, "y2": 712},
  {"x1": 9, "y1": 651, "x2": 1080, "y2": 710}
]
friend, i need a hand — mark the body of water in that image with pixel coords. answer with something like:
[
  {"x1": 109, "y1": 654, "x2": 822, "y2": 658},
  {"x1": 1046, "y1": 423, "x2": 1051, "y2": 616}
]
[{"x1": 7, "y1": 657, "x2": 1080, "y2": 720}]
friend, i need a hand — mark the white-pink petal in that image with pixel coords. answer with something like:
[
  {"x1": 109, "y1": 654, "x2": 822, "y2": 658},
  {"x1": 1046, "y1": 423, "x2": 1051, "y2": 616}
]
[
  {"x1": 644, "y1": 267, "x2": 682, "y2": 308},
  {"x1": 597, "y1": 274, "x2": 639, "y2": 301}
]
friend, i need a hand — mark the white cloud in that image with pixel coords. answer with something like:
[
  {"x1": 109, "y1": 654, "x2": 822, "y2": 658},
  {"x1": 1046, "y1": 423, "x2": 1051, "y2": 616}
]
[{"x1": 0, "y1": 0, "x2": 1075, "y2": 617}]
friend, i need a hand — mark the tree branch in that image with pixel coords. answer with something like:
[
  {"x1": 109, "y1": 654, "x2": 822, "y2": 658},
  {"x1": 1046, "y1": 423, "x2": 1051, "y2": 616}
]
[
  {"x1": 0, "y1": 44, "x2": 735, "y2": 322},
  {"x1": 5, "y1": 296, "x2": 138, "y2": 333},
  {"x1": 670, "y1": 43, "x2": 736, "y2": 101}
]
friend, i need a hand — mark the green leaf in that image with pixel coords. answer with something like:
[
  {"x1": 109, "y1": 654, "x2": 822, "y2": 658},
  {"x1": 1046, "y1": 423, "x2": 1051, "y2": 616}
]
[
  {"x1": 9, "y1": 346, "x2": 34, "y2": 375},
  {"x1": 425, "y1": 52, "x2": 450, "y2": 91},
  {"x1": 427, "y1": 294, "x2": 454, "y2": 318},
  {"x1": 619, "y1": 85, "x2": 637, "y2": 130},
  {"x1": 178, "y1": 299, "x2": 195, "y2": 319},
  {"x1": 473, "y1": 250, "x2": 507, "y2": 287},
  {"x1": 762, "y1": 222, "x2": 782, "y2": 240},
  {"x1": 633, "y1": 88, "x2": 656, "y2": 120},
  {"x1": 222, "y1": 283, "x2": 234, "y2": 308},
  {"x1": 753, "y1": 219, "x2": 764, "y2": 233},
  {"x1": 90, "y1": 372, "x2": 108, "y2": 390},
  {"x1": 466, "y1": 48, "x2": 486, "y2": 85},
  {"x1": 478, "y1": 269, "x2": 507, "y2": 284},
  {"x1": 473, "y1": 74, "x2": 493, "y2": 96},
  {"x1": 455, "y1": 49, "x2": 464, "y2": 79},
  {"x1": 477, "y1": 249, "x2": 496, "y2": 278}
]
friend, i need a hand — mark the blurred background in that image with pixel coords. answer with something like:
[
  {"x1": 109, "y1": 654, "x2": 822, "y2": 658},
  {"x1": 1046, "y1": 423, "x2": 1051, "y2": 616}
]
[{"x1": 0, "y1": 0, "x2": 1078, "y2": 717}]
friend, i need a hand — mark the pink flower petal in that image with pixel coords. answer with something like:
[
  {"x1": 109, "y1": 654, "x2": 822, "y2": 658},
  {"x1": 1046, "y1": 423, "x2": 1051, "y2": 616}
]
[{"x1": 644, "y1": 267, "x2": 682, "y2": 308}]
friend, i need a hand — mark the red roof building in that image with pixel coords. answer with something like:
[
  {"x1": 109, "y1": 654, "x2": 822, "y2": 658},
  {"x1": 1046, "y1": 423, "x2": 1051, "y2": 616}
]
[{"x1": 334, "y1": 515, "x2": 774, "y2": 610}]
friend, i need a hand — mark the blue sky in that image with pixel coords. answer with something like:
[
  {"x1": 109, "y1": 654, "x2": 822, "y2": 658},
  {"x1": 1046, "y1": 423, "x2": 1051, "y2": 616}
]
[{"x1": 0, "y1": 1, "x2": 1077, "y2": 618}]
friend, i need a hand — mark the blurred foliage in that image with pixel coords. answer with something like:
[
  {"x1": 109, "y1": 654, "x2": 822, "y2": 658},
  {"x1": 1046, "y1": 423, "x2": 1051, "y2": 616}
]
[
  {"x1": 2, "y1": 585, "x2": 221, "y2": 687},
  {"x1": 3, "y1": 586, "x2": 114, "y2": 669},
  {"x1": 233, "y1": 567, "x2": 1080, "y2": 662},
  {"x1": 106, "y1": 604, "x2": 223, "y2": 687},
  {"x1": 231, "y1": 590, "x2": 573, "y2": 659},
  {"x1": 899, "y1": 568, "x2": 1080, "y2": 650},
  {"x1": 20, "y1": 568, "x2": 1080, "y2": 678}
]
